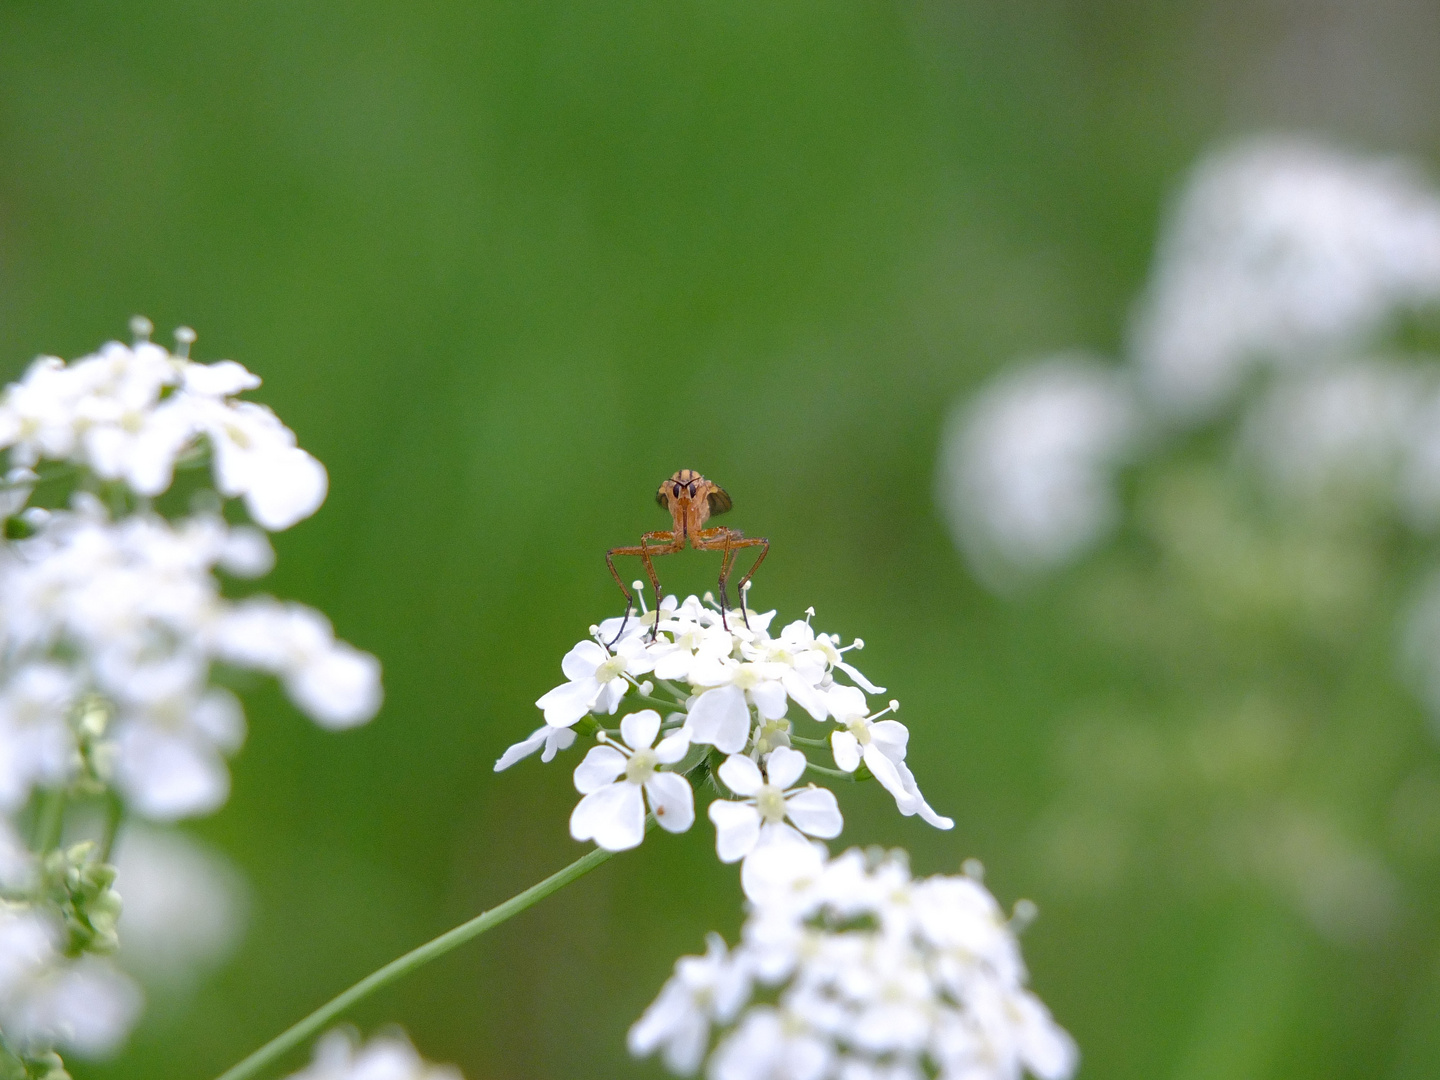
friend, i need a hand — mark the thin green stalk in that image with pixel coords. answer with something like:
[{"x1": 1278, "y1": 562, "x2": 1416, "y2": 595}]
[
  {"x1": 214, "y1": 843, "x2": 618, "y2": 1080},
  {"x1": 33, "y1": 788, "x2": 66, "y2": 852},
  {"x1": 98, "y1": 793, "x2": 124, "y2": 864},
  {"x1": 805, "y1": 761, "x2": 857, "y2": 782}
]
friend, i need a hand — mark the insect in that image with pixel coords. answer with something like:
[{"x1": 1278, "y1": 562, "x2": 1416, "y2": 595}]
[{"x1": 606, "y1": 469, "x2": 769, "y2": 644}]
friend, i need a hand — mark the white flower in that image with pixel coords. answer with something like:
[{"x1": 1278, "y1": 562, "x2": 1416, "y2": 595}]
[
  {"x1": 113, "y1": 825, "x2": 248, "y2": 988},
  {"x1": 628, "y1": 933, "x2": 751, "y2": 1075},
  {"x1": 493, "y1": 724, "x2": 578, "y2": 771},
  {"x1": 708, "y1": 1007, "x2": 832, "y2": 1080},
  {"x1": 1132, "y1": 138, "x2": 1440, "y2": 418},
  {"x1": 632, "y1": 848, "x2": 1077, "y2": 1080},
  {"x1": 213, "y1": 599, "x2": 383, "y2": 729},
  {"x1": 0, "y1": 663, "x2": 80, "y2": 811},
  {"x1": 286, "y1": 1027, "x2": 464, "y2": 1080},
  {"x1": 936, "y1": 355, "x2": 1139, "y2": 591},
  {"x1": 570, "y1": 710, "x2": 694, "y2": 851},
  {"x1": 708, "y1": 748, "x2": 842, "y2": 863},
  {"x1": 3, "y1": 955, "x2": 143, "y2": 1060},
  {"x1": 827, "y1": 691, "x2": 952, "y2": 831},
  {"x1": 536, "y1": 638, "x2": 652, "y2": 729}
]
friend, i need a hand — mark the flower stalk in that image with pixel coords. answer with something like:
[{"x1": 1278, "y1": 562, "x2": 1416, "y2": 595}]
[{"x1": 214, "y1": 841, "x2": 622, "y2": 1080}]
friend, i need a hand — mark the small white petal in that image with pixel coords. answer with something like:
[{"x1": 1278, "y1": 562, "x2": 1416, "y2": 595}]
[
  {"x1": 765, "y1": 746, "x2": 807, "y2": 789},
  {"x1": 494, "y1": 727, "x2": 551, "y2": 772},
  {"x1": 830, "y1": 730, "x2": 862, "y2": 772},
  {"x1": 708, "y1": 799, "x2": 761, "y2": 862},
  {"x1": 654, "y1": 729, "x2": 690, "y2": 765},
  {"x1": 536, "y1": 678, "x2": 599, "y2": 728},
  {"x1": 570, "y1": 782, "x2": 646, "y2": 850},
  {"x1": 783, "y1": 786, "x2": 843, "y2": 839},
  {"x1": 573, "y1": 745, "x2": 628, "y2": 794},
  {"x1": 539, "y1": 726, "x2": 577, "y2": 763},
  {"x1": 561, "y1": 640, "x2": 608, "y2": 681},
  {"x1": 621, "y1": 709, "x2": 661, "y2": 751},
  {"x1": 645, "y1": 773, "x2": 695, "y2": 834},
  {"x1": 836, "y1": 659, "x2": 885, "y2": 695},
  {"x1": 686, "y1": 684, "x2": 751, "y2": 754},
  {"x1": 748, "y1": 680, "x2": 788, "y2": 720},
  {"x1": 717, "y1": 754, "x2": 764, "y2": 797},
  {"x1": 243, "y1": 446, "x2": 328, "y2": 530}
]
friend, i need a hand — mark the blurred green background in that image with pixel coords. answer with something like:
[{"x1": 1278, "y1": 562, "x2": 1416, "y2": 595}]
[{"x1": 4, "y1": 1, "x2": 1440, "y2": 1078}]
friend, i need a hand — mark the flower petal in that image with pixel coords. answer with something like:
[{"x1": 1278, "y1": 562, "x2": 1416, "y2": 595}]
[
  {"x1": 830, "y1": 730, "x2": 861, "y2": 773},
  {"x1": 836, "y1": 659, "x2": 885, "y2": 695},
  {"x1": 765, "y1": 746, "x2": 807, "y2": 789},
  {"x1": 536, "y1": 678, "x2": 599, "y2": 728},
  {"x1": 540, "y1": 726, "x2": 577, "y2": 763},
  {"x1": 783, "y1": 786, "x2": 843, "y2": 839},
  {"x1": 621, "y1": 709, "x2": 662, "y2": 751},
  {"x1": 654, "y1": 729, "x2": 691, "y2": 765},
  {"x1": 645, "y1": 773, "x2": 695, "y2": 834},
  {"x1": 708, "y1": 799, "x2": 761, "y2": 863},
  {"x1": 561, "y1": 640, "x2": 608, "y2": 682},
  {"x1": 494, "y1": 726, "x2": 550, "y2": 772},
  {"x1": 717, "y1": 753, "x2": 764, "y2": 797},
  {"x1": 686, "y1": 684, "x2": 751, "y2": 754},
  {"x1": 748, "y1": 680, "x2": 788, "y2": 720},
  {"x1": 573, "y1": 745, "x2": 628, "y2": 793},
  {"x1": 780, "y1": 669, "x2": 829, "y2": 721},
  {"x1": 570, "y1": 782, "x2": 647, "y2": 851}
]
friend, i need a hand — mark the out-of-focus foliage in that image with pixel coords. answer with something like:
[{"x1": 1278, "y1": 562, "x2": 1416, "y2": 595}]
[{"x1": 3, "y1": 2, "x2": 1440, "y2": 1079}]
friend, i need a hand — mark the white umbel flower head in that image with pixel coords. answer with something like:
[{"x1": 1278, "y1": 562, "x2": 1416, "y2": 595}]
[
  {"x1": 506, "y1": 597, "x2": 953, "y2": 858},
  {"x1": 285, "y1": 1027, "x2": 463, "y2": 1080},
  {"x1": 632, "y1": 848, "x2": 1077, "y2": 1080},
  {"x1": 570, "y1": 710, "x2": 694, "y2": 850},
  {"x1": 628, "y1": 932, "x2": 751, "y2": 1075}
]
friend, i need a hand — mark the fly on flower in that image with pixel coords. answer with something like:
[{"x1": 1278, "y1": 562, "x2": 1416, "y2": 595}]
[{"x1": 606, "y1": 470, "x2": 768, "y2": 643}]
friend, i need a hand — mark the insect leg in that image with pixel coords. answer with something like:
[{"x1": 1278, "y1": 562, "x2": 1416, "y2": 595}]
[
  {"x1": 731, "y1": 537, "x2": 769, "y2": 630},
  {"x1": 605, "y1": 533, "x2": 676, "y2": 647}
]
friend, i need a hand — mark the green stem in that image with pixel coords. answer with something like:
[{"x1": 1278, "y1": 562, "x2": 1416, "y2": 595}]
[
  {"x1": 34, "y1": 788, "x2": 66, "y2": 852},
  {"x1": 98, "y1": 793, "x2": 124, "y2": 864},
  {"x1": 213, "y1": 843, "x2": 618, "y2": 1080},
  {"x1": 805, "y1": 761, "x2": 857, "y2": 782},
  {"x1": 787, "y1": 734, "x2": 829, "y2": 748}
]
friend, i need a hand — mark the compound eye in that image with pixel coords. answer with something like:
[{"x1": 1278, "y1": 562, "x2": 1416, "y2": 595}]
[
  {"x1": 687, "y1": 483, "x2": 696, "y2": 498},
  {"x1": 672, "y1": 483, "x2": 682, "y2": 498}
]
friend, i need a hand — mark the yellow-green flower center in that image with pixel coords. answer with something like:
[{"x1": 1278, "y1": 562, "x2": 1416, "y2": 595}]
[
  {"x1": 756, "y1": 783, "x2": 787, "y2": 824},
  {"x1": 625, "y1": 748, "x2": 658, "y2": 784}
]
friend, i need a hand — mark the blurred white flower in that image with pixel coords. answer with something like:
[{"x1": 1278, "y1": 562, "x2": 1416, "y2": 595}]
[
  {"x1": 112, "y1": 825, "x2": 247, "y2": 987},
  {"x1": 0, "y1": 906, "x2": 141, "y2": 1060},
  {"x1": 0, "y1": 502, "x2": 381, "y2": 819},
  {"x1": 708, "y1": 749, "x2": 842, "y2": 864},
  {"x1": 3, "y1": 954, "x2": 143, "y2": 1060},
  {"x1": 1131, "y1": 138, "x2": 1440, "y2": 417},
  {"x1": 937, "y1": 355, "x2": 1139, "y2": 590},
  {"x1": 628, "y1": 932, "x2": 751, "y2": 1075},
  {"x1": 286, "y1": 1027, "x2": 463, "y2": 1080},
  {"x1": 633, "y1": 848, "x2": 1076, "y2": 1080},
  {"x1": 0, "y1": 322, "x2": 329, "y2": 530},
  {"x1": 1240, "y1": 360, "x2": 1427, "y2": 501},
  {"x1": 569, "y1": 710, "x2": 693, "y2": 851}
]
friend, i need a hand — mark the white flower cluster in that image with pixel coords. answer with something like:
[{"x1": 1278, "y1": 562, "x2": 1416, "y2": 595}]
[
  {"x1": 630, "y1": 845, "x2": 1077, "y2": 1080},
  {"x1": 0, "y1": 497, "x2": 379, "y2": 820},
  {"x1": 497, "y1": 593, "x2": 952, "y2": 857},
  {"x1": 285, "y1": 1027, "x2": 462, "y2": 1080},
  {"x1": 0, "y1": 320, "x2": 380, "y2": 1067},
  {"x1": 0, "y1": 899, "x2": 141, "y2": 1062},
  {"x1": 0, "y1": 317, "x2": 327, "y2": 530},
  {"x1": 937, "y1": 137, "x2": 1440, "y2": 641}
]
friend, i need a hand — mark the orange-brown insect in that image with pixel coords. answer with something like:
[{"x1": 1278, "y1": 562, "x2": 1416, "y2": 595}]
[{"x1": 606, "y1": 469, "x2": 769, "y2": 644}]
